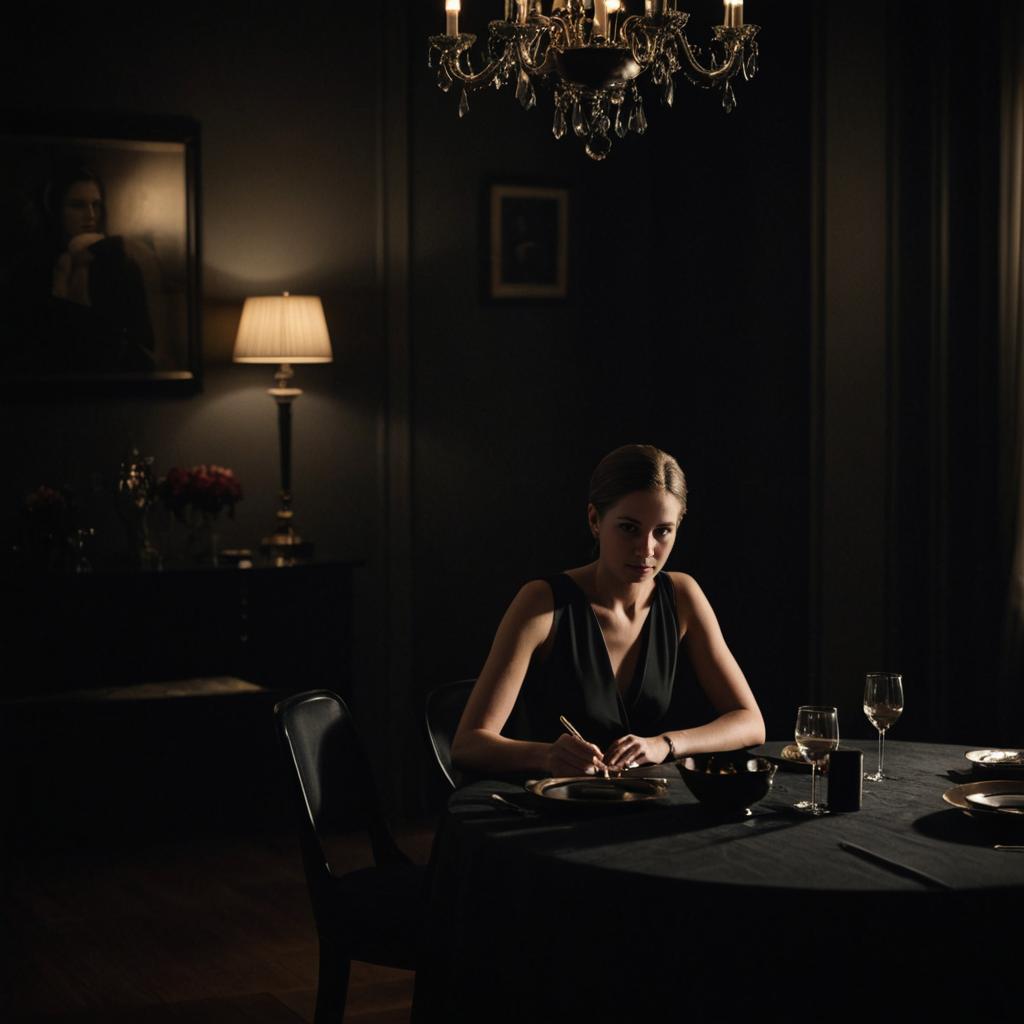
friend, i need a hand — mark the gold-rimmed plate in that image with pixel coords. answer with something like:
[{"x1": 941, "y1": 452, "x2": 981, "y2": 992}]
[
  {"x1": 943, "y1": 780, "x2": 1024, "y2": 817},
  {"x1": 748, "y1": 741, "x2": 812, "y2": 772},
  {"x1": 964, "y1": 749, "x2": 1024, "y2": 775},
  {"x1": 966, "y1": 791, "x2": 1024, "y2": 814},
  {"x1": 524, "y1": 776, "x2": 669, "y2": 810}
]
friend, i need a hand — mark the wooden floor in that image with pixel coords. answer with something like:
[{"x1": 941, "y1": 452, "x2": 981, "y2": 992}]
[{"x1": 5, "y1": 826, "x2": 436, "y2": 1024}]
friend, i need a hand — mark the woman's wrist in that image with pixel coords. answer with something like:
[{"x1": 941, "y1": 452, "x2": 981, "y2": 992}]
[{"x1": 661, "y1": 733, "x2": 676, "y2": 763}]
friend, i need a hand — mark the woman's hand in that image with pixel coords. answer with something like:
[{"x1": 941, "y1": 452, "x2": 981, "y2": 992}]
[
  {"x1": 53, "y1": 239, "x2": 99, "y2": 306},
  {"x1": 605, "y1": 734, "x2": 670, "y2": 769},
  {"x1": 547, "y1": 733, "x2": 607, "y2": 777}
]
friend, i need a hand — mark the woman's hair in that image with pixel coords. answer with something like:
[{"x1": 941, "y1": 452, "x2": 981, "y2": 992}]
[
  {"x1": 43, "y1": 159, "x2": 107, "y2": 242},
  {"x1": 588, "y1": 444, "x2": 687, "y2": 522}
]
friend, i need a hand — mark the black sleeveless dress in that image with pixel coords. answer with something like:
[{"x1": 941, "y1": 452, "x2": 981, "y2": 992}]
[{"x1": 503, "y1": 572, "x2": 680, "y2": 750}]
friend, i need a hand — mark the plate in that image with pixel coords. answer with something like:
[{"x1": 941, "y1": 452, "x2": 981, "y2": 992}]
[
  {"x1": 943, "y1": 780, "x2": 1024, "y2": 817},
  {"x1": 781, "y1": 743, "x2": 808, "y2": 766},
  {"x1": 524, "y1": 776, "x2": 669, "y2": 810},
  {"x1": 965, "y1": 791, "x2": 1024, "y2": 814},
  {"x1": 964, "y1": 749, "x2": 1024, "y2": 774},
  {"x1": 748, "y1": 741, "x2": 811, "y2": 772}
]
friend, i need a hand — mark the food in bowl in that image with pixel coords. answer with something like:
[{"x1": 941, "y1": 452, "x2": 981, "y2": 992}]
[{"x1": 676, "y1": 752, "x2": 777, "y2": 817}]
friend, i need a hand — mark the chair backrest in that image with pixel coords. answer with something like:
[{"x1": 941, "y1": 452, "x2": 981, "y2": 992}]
[
  {"x1": 273, "y1": 689, "x2": 405, "y2": 891},
  {"x1": 424, "y1": 678, "x2": 476, "y2": 790}
]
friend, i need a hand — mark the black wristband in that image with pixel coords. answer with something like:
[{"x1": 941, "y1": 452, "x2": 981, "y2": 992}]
[{"x1": 662, "y1": 734, "x2": 676, "y2": 763}]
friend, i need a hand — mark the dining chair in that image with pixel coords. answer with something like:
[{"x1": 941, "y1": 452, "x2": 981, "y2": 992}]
[
  {"x1": 424, "y1": 678, "x2": 476, "y2": 790},
  {"x1": 273, "y1": 689, "x2": 425, "y2": 1024}
]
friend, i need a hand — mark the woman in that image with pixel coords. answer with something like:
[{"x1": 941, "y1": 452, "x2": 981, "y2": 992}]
[
  {"x1": 8, "y1": 160, "x2": 155, "y2": 373},
  {"x1": 452, "y1": 444, "x2": 765, "y2": 778}
]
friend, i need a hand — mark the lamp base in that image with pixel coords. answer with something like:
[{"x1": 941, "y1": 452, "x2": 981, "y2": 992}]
[
  {"x1": 260, "y1": 536, "x2": 311, "y2": 569},
  {"x1": 259, "y1": 528, "x2": 313, "y2": 565}
]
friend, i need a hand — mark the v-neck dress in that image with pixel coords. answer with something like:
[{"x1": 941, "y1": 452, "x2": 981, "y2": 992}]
[{"x1": 503, "y1": 572, "x2": 680, "y2": 751}]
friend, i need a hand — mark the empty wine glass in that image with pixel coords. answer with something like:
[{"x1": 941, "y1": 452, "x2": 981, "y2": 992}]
[
  {"x1": 794, "y1": 705, "x2": 839, "y2": 815},
  {"x1": 863, "y1": 672, "x2": 903, "y2": 782}
]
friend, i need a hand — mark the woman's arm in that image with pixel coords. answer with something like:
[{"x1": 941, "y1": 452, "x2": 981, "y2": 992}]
[
  {"x1": 605, "y1": 573, "x2": 765, "y2": 767},
  {"x1": 452, "y1": 581, "x2": 608, "y2": 777}
]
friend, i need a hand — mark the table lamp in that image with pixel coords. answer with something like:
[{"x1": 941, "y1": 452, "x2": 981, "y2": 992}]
[{"x1": 232, "y1": 292, "x2": 332, "y2": 561}]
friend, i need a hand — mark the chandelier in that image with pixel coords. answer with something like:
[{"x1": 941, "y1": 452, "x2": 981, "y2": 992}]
[{"x1": 428, "y1": 0, "x2": 759, "y2": 161}]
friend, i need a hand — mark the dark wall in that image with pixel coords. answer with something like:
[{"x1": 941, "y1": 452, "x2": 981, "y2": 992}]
[
  {"x1": 886, "y1": 0, "x2": 1004, "y2": 742},
  {"x1": 812, "y1": 0, "x2": 1009, "y2": 744},
  {"x1": 2, "y1": 2, "x2": 816, "y2": 810},
  {"x1": 409, "y1": 0, "x2": 814, "y2": 755},
  {"x1": 3, "y1": 2, "x2": 1011, "y2": 824}
]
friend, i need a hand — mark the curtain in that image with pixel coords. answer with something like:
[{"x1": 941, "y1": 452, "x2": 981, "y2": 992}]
[{"x1": 998, "y1": 0, "x2": 1024, "y2": 735}]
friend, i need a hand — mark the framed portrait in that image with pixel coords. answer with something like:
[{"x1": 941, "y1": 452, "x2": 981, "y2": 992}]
[
  {"x1": 487, "y1": 182, "x2": 569, "y2": 301},
  {"x1": 1, "y1": 113, "x2": 201, "y2": 394}
]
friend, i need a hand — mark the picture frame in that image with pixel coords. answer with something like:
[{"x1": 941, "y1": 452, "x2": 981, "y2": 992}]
[
  {"x1": 486, "y1": 182, "x2": 569, "y2": 301},
  {"x1": 1, "y1": 112, "x2": 201, "y2": 395}
]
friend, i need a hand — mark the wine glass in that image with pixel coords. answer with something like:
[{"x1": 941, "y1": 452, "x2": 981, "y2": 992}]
[
  {"x1": 794, "y1": 705, "x2": 839, "y2": 815},
  {"x1": 863, "y1": 672, "x2": 903, "y2": 782}
]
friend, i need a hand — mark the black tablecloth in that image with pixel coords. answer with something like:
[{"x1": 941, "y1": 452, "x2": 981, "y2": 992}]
[{"x1": 412, "y1": 741, "x2": 1023, "y2": 1022}]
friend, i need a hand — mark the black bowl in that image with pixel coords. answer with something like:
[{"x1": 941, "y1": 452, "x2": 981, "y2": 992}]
[{"x1": 676, "y1": 752, "x2": 777, "y2": 818}]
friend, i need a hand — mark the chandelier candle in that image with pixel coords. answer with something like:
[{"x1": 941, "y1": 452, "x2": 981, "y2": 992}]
[
  {"x1": 446, "y1": 0, "x2": 459, "y2": 37},
  {"x1": 724, "y1": 0, "x2": 743, "y2": 29}
]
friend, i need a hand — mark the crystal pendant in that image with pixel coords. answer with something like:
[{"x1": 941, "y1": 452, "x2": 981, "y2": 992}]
[
  {"x1": 572, "y1": 101, "x2": 588, "y2": 138},
  {"x1": 459, "y1": 88, "x2": 470, "y2": 118},
  {"x1": 743, "y1": 43, "x2": 758, "y2": 81},
  {"x1": 553, "y1": 105, "x2": 567, "y2": 140},
  {"x1": 722, "y1": 80, "x2": 736, "y2": 113},
  {"x1": 515, "y1": 69, "x2": 536, "y2": 110},
  {"x1": 437, "y1": 66, "x2": 453, "y2": 93},
  {"x1": 629, "y1": 99, "x2": 647, "y2": 134},
  {"x1": 614, "y1": 106, "x2": 626, "y2": 138},
  {"x1": 515, "y1": 70, "x2": 528, "y2": 105},
  {"x1": 585, "y1": 132, "x2": 612, "y2": 161},
  {"x1": 663, "y1": 74, "x2": 674, "y2": 108}
]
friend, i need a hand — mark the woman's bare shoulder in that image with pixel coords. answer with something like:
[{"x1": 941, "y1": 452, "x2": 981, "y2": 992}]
[
  {"x1": 665, "y1": 571, "x2": 702, "y2": 601},
  {"x1": 664, "y1": 572, "x2": 707, "y2": 626},
  {"x1": 513, "y1": 578, "x2": 556, "y2": 616},
  {"x1": 484, "y1": 579, "x2": 557, "y2": 662}
]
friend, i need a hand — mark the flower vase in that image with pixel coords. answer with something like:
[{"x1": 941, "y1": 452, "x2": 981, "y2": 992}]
[{"x1": 186, "y1": 513, "x2": 220, "y2": 567}]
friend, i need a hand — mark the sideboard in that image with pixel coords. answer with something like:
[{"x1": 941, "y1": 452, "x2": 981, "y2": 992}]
[{"x1": 2, "y1": 559, "x2": 360, "y2": 697}]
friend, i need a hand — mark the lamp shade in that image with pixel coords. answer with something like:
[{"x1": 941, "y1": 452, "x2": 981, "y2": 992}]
[{"x1": 232, "y1": 294, "x2": 333, "y2": 364}]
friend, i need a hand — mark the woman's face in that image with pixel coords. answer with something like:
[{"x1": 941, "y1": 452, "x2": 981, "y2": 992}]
[
  {"x1": 61, "y1": 179, "x2": 103, "y2": 239},
  {"x1": 589, "y1": 488, "x2": 682, "y2": 585}
]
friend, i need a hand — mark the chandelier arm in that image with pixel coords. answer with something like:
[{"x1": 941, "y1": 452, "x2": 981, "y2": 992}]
[
  {"x1": 675, "y1": 33, "x2": 743, "y2": 83},
  {"x1": 440, "y1": 48, "x2": 505, "y2": 89},
  {"x1": 622, "y1": 16, "x2": 656, "y2": 67},
  {"x1": 515, "y1": 27, "x2": 557, "y2": 76}
]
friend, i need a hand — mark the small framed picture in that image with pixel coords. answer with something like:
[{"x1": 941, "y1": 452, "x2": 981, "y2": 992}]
[
  {"x1": 1, "y1": 112, "x2": 201, "y2": 394},
  {"x1": 487, "y1": 182, "x2": 569, "y2": 301}
]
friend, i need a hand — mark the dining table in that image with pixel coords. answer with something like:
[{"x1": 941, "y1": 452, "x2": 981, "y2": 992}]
[{"x1": 411, "y1": 740, "x2": 1023, "y2": 1022}]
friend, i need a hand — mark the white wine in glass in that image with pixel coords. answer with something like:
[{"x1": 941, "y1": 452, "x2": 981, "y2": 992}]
[
  {"x1": 863, "y1": 672, "x2": 903, "y2": 782},
  {"x1": 794, "y1": 705, "x2": 839, "y2": 815}
]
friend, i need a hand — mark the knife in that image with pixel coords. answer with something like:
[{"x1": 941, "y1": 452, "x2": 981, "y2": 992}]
[{"x1": 838, "y1": 841, "x2": 952, "y2": 890}]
